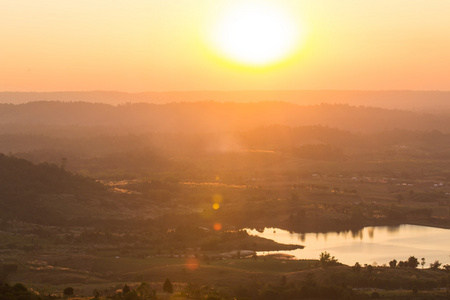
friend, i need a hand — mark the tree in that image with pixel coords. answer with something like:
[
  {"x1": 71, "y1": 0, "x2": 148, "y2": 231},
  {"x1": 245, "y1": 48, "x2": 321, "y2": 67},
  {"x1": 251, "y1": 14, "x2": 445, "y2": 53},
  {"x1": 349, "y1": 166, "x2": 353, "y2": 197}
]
[
  {"x1": 407, "y1": 256, "x2": 419, "y2": 268},
  {"x1": 12, "y1": 283, "x2": 28, "y2": 293},
  {"x1": 352, "y1": 262, "x2": 362, "y2": 273},
  {"x1": 389, "y1": 259, "x2": 397, "y2": 268},
  {"x1": 421, "y1": 257, "x2": 426, "y2": 269},
  {"x1": 136, "y1": 282, "x2": 156, "y2": 300},
  {"x1": 125, "y1": 290, "x2": 139, "y2": 300},
  {"x1": 319, "y1": 251, "x2": 338, "y2": 268},
  {"x1": 122, "y1": 284, "x2": 130, "y2": 295},
  {"x1": 163, "y1": 278, "x2": 173, "y2": 293},
  {"x1": 430, "y1": 260, "x2": 442, "y2": 269},
  {"x1": 63, "y1": 287, "x2": 74, "y2": 297},
  {"x1": 93, "y1": 289, "x2": 100, "y2": 299}
]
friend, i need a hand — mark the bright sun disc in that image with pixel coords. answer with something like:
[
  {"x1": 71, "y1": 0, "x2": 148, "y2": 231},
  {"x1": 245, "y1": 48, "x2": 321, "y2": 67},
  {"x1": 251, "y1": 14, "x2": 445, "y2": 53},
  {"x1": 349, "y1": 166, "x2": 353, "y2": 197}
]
[{"x1": 210, "y1": 2, "x2": 302, "y2": 67}]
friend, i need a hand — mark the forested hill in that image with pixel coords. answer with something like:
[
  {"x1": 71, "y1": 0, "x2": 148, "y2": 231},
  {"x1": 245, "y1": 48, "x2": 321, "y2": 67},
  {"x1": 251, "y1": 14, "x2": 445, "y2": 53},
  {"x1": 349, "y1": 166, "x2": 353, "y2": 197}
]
[
  {"x1": 0, "y1": 101, "x2": 449, "y2": 134},
  {"x1": 0, "y1": 154, "x2": 102, "y2": 195},
  {"x1": 1, "y1": 90, "x2": 450, "y2": 113},
  {"x1": 0, "y1": 154, "x2": 105, "y2": 224}
]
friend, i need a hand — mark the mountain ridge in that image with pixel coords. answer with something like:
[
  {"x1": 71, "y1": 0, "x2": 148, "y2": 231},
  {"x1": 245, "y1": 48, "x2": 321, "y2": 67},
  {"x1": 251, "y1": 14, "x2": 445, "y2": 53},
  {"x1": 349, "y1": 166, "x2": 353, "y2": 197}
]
[
  {"x1": 1, "y1": 90, "x2": 450, "y2": 113},
  {"x1": 1, "y1": 101, "x2": 449, "y2": 134}
]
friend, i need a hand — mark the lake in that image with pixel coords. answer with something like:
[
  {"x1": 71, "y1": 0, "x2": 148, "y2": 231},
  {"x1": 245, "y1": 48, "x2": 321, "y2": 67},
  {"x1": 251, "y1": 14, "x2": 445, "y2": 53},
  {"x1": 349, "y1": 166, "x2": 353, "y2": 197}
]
[{"x1": 245, "y1": 224, "x2": 450, "y2": 266}]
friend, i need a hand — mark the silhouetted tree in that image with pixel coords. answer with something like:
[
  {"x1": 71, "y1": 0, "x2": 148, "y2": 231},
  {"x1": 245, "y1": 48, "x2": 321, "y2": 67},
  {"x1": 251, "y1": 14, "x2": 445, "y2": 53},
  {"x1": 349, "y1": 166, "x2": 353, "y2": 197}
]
[
  {"x1": 407, "y1": 256, "x2": 419, "y2": 268},
  {"x1": 163, "y1": 278, "x2": 173, "y2": 293},
  {"x1": 389, "y1": 259, "x2": 397, "y2": 268},
  {"x1": 124, "y1": 290, "x2": 138, "y2": 300},
  {"x1": 352, "y1": 262, "x2": 362, "y2": 273},
  {"x1": 122, "y1": 284, "x2": 130, "y2": 295},
  {"x1": 93, "y1": 289, "x2": 100, "y2": 299},
  {"x1": 421, "y1": 257, "x2": 426, "y2": 269},
  {"x1": 319, "y1": 251, "x2": 338, "y2": 268},
  {"x1": 0, "y1": 282, "x2": 47, "y2": 300},
  {"x1": 430, "y1": 260, "x2": 442, "y2": 269},
  {"x1": 136, "y1": 282, "x2": 156, "y2": 300},
  {"x1": 63, "y1": 287, "x2": 74, "y2": 297}
]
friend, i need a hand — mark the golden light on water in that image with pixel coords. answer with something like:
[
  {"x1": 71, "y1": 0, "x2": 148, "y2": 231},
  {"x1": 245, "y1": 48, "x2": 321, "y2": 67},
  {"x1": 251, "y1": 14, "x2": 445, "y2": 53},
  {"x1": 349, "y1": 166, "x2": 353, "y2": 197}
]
[
  {"x1": 213, "y1": 203, "x2": 220, "y2": 210},
  {"x1": 208, "y1": 1, "x2": 304, "y2": 67}
]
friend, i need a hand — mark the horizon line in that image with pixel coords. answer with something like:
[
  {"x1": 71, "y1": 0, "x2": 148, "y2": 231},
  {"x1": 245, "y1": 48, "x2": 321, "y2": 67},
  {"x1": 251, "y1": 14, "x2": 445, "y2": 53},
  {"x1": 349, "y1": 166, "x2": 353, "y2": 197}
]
[{"x1": 1, "y1": 89, "x2": 450, "y2": 93}]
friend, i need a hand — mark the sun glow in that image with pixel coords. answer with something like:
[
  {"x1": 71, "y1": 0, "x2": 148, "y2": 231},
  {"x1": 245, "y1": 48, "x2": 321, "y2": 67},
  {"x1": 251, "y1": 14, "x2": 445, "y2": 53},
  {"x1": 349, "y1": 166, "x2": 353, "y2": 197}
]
[{"x1": 209, "y1": 1, "x2": 303, "y2": 67}]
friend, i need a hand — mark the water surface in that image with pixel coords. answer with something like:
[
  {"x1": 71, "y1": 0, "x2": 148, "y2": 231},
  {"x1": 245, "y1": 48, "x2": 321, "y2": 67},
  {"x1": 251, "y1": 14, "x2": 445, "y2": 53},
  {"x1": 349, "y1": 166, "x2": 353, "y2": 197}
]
[{"x1": 246, "y1": 225, "x2": 450, "y2": 266}]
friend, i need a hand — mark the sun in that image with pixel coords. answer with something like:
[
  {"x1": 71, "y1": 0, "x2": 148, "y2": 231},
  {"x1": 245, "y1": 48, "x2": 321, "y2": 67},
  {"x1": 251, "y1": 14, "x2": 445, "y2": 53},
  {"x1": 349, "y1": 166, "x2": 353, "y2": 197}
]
[{"x1": 209, "y1": 1, "x2": 303, "y2": 67}]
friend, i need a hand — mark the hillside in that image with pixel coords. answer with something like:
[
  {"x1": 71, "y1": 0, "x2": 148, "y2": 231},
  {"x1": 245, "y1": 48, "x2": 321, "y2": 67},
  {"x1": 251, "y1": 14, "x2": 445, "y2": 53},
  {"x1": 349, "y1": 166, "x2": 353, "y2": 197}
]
[
  {"x1": 0, "y1": 154, "x2": 101, "y2": 195},
  {"x1": 1, "y1": 90, "x2": 450, "y2": 113},
  {"x1": 0, "y1": 154, "x2": 120, "y2": 225},
  {"x1": 1, "y1": 101, "x2": 449, "y2": 135}
]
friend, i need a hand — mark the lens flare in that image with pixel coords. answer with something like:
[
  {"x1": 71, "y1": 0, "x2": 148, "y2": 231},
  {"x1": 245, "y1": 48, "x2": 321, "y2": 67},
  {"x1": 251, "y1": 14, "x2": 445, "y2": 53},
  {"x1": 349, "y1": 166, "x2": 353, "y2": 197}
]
[
  {"x1": 212, "y1": 194, "x2": 223, "y2": 204},
  {"x1": 186, "y1": 257, "x2": 199, "y2": 271},
  {"x1": 213, "y1": 223, "x2": 222, "y2": 231}
]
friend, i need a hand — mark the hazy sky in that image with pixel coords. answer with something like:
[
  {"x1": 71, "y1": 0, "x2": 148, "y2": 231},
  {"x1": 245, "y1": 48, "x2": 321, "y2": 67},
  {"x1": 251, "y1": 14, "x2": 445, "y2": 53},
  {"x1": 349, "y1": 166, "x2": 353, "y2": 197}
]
[{"x1": 1, "y1": 0, "x2": 450, "y2": 92}]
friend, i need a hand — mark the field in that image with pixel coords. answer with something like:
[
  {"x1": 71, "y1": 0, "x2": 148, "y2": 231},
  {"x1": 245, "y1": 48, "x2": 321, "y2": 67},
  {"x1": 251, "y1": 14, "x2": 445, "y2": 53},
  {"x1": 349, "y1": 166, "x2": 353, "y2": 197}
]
[
  {"x1": 1, "y1": 102, "x2": 450, "y2": 299},
  {"x1": 5, "y1": 252, "x2": 450, "y2": 299}
]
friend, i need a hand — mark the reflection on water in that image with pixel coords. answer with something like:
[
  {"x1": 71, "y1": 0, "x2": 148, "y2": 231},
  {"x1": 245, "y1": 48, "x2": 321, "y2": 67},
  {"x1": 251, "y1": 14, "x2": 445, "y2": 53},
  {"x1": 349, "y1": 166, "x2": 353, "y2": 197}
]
[
  {"x1": 387, "y1": 226, "x2": 401, "y2": 233},
  {"x1": 245, "y1": 224, "x2": 450, "y2": 265},
  {"x1": 368, "y1": 227, "x2": 374, "y2": 238}
]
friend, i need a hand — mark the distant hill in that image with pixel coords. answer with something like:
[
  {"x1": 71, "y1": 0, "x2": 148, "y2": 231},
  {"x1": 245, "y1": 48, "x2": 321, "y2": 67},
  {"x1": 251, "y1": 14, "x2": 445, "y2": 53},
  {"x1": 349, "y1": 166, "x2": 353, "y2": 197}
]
[
  {"x1": 0, "y1": 154, "x2": 101, "y2": 195},
  {"x1": 0, "y1": 154, "x2": 107, "y2": 224},
  {"x1": 0, "y1": 101, "x2": 449, "y2": 134},
  {"x1": 1, "y1": 90, "x2": 450, "y2": 113}
]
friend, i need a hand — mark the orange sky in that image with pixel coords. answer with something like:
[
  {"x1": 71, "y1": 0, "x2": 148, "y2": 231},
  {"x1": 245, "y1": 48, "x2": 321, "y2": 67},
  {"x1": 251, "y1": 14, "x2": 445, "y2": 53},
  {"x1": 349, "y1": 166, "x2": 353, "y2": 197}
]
[{"x1": 1, "y1": 0, "x2": 450, "y2": 92}]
